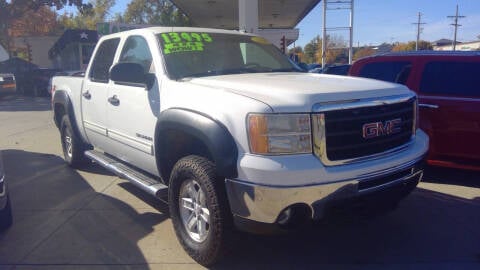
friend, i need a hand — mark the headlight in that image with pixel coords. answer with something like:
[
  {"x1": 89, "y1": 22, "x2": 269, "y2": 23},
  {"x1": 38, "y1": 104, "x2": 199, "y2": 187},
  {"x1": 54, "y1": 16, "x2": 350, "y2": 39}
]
[
  {"x1": 248, "y1": 114, "x2": 312, "y2": 155},
  {"x1": 0, "y1": 77, "x2": 4, "y2": 82}
]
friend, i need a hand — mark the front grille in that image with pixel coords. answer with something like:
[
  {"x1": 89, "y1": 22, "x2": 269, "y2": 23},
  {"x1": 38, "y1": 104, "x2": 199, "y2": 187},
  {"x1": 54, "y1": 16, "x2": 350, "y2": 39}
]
[{"x1": 323, "y1": 99, "x2": 414, "y2": 161}]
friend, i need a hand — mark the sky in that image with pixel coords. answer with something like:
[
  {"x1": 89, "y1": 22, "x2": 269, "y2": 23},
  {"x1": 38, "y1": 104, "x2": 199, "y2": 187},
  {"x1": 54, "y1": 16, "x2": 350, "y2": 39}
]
[
  {"x1": 82, "y1": 0, "x2": 480, "y2": 47},
  {"x1": 296, "y1": 0, "x2": 480, "y2": 47}
]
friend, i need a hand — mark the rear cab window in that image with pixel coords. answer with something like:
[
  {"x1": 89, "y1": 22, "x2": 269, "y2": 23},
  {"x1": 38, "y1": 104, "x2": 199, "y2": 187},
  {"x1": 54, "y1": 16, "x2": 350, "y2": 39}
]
[{"x1": 420, "y1": 61, "x2": 480, "y2": 97}]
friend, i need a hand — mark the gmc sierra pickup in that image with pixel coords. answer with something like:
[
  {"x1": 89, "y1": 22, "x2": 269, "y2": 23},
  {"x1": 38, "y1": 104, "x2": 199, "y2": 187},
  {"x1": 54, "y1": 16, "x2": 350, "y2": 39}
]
[{"x1": 51, "y1": 27, "x2": 428, "y2": 266}]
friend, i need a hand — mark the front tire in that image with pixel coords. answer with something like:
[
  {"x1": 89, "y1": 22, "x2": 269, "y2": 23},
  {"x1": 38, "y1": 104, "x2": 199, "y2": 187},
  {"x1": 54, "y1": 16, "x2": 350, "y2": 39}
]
[
  {"x1": 168, "y1": 155, "x2": 232, "y2": 267},
  {"x1": 60, "y1": 115, "x2": 90, "y2": 168}
]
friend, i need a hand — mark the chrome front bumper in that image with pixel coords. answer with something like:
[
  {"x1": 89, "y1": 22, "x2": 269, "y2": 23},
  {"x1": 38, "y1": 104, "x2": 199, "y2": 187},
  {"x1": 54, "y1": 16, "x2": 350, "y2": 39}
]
[{"x1": 226, "y1": 156, "x2": 424, "y2": 224}]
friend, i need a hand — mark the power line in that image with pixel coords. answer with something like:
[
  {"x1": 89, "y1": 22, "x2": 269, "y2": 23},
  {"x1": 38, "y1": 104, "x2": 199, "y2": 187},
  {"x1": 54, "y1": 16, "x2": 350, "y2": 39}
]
[
  {"x1": 447, "y1": 4, "x2": 465, "y2": 51},
  {"x1": 412, "y1": 12, "x2": 426, "y2": 51}
]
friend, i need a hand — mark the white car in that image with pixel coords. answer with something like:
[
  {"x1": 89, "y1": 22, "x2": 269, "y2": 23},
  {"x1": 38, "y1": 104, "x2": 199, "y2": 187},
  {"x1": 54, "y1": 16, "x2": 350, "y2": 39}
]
[{"x1": 0, "y1": 151, "x2": 12, "y2": 231}]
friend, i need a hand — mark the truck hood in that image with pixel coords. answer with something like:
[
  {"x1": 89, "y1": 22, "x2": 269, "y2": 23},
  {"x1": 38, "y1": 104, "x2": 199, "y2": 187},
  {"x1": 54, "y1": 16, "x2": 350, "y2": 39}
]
[{"x1": 186, "y1": 72, "x2": 412, "y2": 112}]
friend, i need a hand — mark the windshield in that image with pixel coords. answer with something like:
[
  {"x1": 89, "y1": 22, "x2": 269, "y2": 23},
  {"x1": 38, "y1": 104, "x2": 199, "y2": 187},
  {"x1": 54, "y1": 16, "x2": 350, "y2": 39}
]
[{"x1": 157, "y1": 32, "x2": 301, "y2": 80}]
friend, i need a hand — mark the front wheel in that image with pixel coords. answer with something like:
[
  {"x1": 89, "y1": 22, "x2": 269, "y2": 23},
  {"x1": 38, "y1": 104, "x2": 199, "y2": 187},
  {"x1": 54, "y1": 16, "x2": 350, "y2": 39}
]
[{"x1": 168, "y1": 155, "x2": 232, "y2": 267}]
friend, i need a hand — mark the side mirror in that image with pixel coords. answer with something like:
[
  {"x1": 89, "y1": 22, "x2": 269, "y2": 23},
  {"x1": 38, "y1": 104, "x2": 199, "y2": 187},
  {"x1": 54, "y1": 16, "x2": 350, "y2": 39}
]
[{"x1": 110, "y1": 62, "x2": 149, "y2": 87}]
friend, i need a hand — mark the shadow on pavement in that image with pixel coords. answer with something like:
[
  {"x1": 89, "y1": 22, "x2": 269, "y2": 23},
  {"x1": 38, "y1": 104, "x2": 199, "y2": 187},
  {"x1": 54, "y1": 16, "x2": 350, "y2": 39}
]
[
  {"x1": 423, "y1": 165, "x2": 480, "y2": 188},
  {"x1": 0, "y1": 94, "x2": 51, "y2": 112},
  {"x1": 0, "y1": 149, "x2": 168, "y2": 268},
  {"x1": 1, "y1": 149, "x2": 479, "y2": 269},
  {"x1": 213, "y1": 185, "x2": 480, "y2": 269}
]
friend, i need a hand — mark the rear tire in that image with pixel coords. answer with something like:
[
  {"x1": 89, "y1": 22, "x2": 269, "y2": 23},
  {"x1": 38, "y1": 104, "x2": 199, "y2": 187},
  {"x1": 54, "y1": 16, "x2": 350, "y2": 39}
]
[
  {"x1": 60, "y1": 115, "x2": 90, "y2": 168},
  {"x1": 168, "y1": 155, "x2": 232, "y2": 267},
  {"x1": 0, "y1": 196, "x2": 13, "y2": 232}
]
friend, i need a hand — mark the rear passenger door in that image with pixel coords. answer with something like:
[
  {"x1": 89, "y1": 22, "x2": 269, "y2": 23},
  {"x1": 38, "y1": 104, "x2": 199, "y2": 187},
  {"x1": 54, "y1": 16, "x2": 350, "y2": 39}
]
[
  {"x1": 82, "y1": 38, "x2": 120, "y2": 149},
  {"x1": 418, "y1": 60, "x2": 480, "y2": 164}
]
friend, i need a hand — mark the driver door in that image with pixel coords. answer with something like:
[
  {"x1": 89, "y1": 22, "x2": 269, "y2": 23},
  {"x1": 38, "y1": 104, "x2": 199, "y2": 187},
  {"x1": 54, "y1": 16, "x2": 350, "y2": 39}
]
[{"x1": 106, "y1": 35, "x2": 160, "y2": 175}]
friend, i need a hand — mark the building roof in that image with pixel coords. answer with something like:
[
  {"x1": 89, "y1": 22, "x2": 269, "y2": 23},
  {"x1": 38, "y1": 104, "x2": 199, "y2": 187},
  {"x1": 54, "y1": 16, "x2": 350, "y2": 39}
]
[
  {"x1": 49, "y1": 29, "x2": 98, "y2": 59},
  {"x1": 170, "y1": 0, "x2": 321, "y2": 29},
  {"x1": 432, "y1": 39, "x2": 456, "y2": 46}
]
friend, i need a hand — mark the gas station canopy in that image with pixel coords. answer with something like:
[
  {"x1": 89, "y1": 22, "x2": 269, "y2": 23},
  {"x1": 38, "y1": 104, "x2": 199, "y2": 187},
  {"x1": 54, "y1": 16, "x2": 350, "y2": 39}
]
[{"x1": 171, "y1": 0, "x2": 321, "y2": 29}]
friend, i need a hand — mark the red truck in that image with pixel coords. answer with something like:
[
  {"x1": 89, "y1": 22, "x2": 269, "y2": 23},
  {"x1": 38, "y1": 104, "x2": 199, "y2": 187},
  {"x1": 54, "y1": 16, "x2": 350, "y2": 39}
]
[{"x1": 350, "y1": 51, "x2": 480, "y2": 171}]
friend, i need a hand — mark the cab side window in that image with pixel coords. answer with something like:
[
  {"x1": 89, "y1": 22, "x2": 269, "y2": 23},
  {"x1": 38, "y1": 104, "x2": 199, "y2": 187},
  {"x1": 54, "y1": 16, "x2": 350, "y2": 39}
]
[
  {"x1": 89, "y1": 38, "x2": 120, "y2": 83},
  {"x1": 119, "y1": 36, "x2": 153, "y2": 73},
  {"x1": 420, "y1": 61, "x2": 480, "y2": 97},
  {"x1": 359, "y1": 61, "x2": 412, "y2": 84}
]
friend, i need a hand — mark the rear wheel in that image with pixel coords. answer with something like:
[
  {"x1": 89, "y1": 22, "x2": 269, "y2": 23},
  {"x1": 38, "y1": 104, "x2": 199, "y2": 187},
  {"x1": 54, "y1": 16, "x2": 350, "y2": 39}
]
[
  {"x1": 60, "y1": 115, "x2": 90, "y2": 168},
  {"x1": 168, "y1": 155, "x2": 232, "y2": 267}
]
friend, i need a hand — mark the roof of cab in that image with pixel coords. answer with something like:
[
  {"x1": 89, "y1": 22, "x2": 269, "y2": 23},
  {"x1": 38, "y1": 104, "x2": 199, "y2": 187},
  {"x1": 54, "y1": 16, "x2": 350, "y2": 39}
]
[{"x1": 98, "y1": 26, "x2": 255, "y2": 41}]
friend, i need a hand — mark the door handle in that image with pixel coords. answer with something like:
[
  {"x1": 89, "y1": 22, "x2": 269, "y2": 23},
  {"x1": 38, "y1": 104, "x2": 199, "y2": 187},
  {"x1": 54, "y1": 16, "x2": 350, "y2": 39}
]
[
  {"x1": 82, "y1": 91, "x2": 91, "y2": 99},
  {"x1": 419, "y1": 103, "x2": 439, "y2": 109},
  {"x1": 108, "y1": 95, "x2": 120, "y2": 106}
]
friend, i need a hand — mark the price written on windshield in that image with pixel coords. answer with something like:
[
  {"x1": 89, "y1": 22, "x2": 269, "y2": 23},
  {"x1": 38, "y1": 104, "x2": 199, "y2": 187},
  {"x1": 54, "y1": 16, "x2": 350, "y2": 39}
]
[{"x1": 161, "y1": 32, "x2": 213, "y2": 44}]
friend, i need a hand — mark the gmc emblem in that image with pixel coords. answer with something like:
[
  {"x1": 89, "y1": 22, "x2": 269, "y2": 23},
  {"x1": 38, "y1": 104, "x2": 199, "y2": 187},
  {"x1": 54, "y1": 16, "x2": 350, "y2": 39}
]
[{"x1": 362, "y1": 118, "x2": 402, "y2": 139}]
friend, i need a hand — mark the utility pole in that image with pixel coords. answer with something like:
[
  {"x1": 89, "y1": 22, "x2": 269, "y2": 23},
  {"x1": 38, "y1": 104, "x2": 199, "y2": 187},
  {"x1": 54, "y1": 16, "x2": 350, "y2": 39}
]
[
  {"x1": 412, "y1": 12, "x2": 426, "y2": 51},
  {"x1": 447, "y1": 5, "x2": 465, "y2": 51}
]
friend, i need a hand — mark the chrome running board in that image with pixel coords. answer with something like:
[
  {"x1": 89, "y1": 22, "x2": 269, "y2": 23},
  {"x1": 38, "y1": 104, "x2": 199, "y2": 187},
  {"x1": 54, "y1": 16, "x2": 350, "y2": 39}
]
[{"x1": 85, "y1": 150, "x2": 168, "y2": 198}]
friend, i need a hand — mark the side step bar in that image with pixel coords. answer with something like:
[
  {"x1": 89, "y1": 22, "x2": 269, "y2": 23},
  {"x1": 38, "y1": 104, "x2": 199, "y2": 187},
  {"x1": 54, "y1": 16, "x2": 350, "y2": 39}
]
[{"x1": 85, "y1": 150, "x2": 168, "y2": 198}]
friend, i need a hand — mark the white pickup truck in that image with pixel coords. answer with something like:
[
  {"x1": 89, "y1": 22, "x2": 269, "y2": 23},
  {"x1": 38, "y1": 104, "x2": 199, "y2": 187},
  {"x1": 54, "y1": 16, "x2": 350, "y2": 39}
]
[{"x1": 51, "y1": 27, "x2": 428, "y2": 266}]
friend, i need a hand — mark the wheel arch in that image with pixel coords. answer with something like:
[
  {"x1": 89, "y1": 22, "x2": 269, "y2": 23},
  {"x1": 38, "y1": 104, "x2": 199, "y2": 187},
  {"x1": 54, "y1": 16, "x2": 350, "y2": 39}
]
[
  {"x1": 52, "y1": 90, "x2": 88, "y2": 146},
  {"x1": 155, "y1": 108, "x2": 238, "y2": 183}
]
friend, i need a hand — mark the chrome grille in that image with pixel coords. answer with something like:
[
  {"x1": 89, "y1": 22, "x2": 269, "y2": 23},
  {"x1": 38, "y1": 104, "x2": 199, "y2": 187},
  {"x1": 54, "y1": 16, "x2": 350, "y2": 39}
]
[{"x1": 313, "y1": 95, "x2": 416, "y2": 165}]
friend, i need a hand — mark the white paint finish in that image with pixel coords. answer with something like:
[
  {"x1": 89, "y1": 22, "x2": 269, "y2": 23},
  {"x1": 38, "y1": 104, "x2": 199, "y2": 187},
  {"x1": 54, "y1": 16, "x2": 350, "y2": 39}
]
[
  {"x1": 160, "y1": 78, "x2": 272, "y2": 157},
  {"x1": 236, "y1": 131, "x2": 429, "y2": 187},
  {"x1": 239, "y1": 0, "x2": 259, "y2": 34},
  {"x1": 104, "y1": 32, "x2": 161, "y2": 175},
  {"x1": 187, "y1": 73, "x2": 412, "y2": 112},
  {"x1": 56, "y1": 27, "x2": 428, "y2": 186}
]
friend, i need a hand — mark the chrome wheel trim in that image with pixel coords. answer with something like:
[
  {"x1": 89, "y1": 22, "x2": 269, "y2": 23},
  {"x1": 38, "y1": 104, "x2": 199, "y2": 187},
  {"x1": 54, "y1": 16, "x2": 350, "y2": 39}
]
[
  {"x1": 64, "y1": 130, "x2": 73, "y2": 158},
  {"x1": 179, "y1": 179, "x2": 210, "y2": 243}
]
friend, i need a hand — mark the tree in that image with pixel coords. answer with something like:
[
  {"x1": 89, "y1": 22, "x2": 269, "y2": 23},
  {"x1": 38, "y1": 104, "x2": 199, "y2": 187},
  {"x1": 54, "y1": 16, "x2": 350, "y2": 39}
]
[
  {"x1": 124, "y1": 0, "x2": 190, "y2": 26},
  {"x1": 313, "y1": 34, "x2": 347, "y2": 65},
  {"x1": 392, "y1": 40, "x2": 432, "y2": 51},
  {"x1": 303, "y1": 36, "x2": 320, "y2": 64},
  {"x1": 57, "y1": 0, "x2": 115, "y2": 30},
  {"x1": 9, "y1": 6, "x2": 59, "y2": 37},
  {"x1": 0, "y1": 0, "x2": 91, "y2": 54},
  {"x1": 353, "y1": 47, "x2": 376, "y2": 61}
]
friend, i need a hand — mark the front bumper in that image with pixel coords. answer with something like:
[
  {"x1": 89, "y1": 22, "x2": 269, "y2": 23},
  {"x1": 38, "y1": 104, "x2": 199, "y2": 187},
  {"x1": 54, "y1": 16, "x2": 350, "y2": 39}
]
[{"x1": 226, "y1": 154, "x2": 425, "y2": 226}]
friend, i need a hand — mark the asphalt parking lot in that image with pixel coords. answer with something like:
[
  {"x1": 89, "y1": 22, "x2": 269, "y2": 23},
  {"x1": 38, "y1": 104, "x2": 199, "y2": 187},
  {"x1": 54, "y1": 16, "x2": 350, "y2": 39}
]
[{"x1": 0, "y1": 94, "x2": 479, "y2": 270}]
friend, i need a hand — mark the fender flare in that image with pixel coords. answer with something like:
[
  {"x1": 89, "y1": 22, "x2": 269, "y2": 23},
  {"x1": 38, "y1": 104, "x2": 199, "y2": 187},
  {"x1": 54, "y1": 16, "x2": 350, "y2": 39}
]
[
  {"x1": 155, "y1": 108, "x2": 238, "y2": 180},
  {"x1": 52, "y1": 90, "x2": 88, "y2": 145}
]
